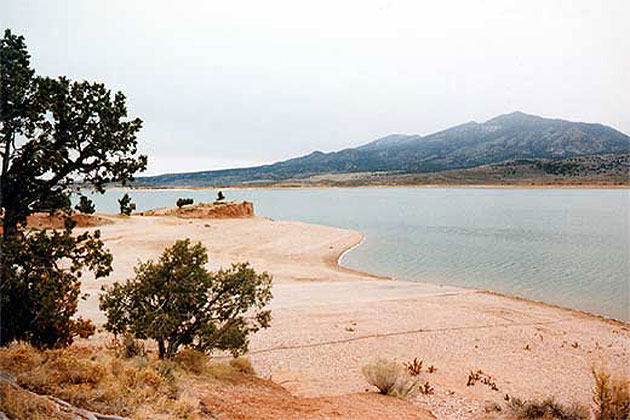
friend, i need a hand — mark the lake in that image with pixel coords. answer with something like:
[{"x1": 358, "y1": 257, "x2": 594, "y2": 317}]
[{"x1": 84, "y1": 187, "x2": 629, "y2": 321}]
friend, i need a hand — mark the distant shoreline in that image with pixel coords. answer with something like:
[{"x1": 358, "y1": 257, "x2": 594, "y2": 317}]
[{"x1": 109, "y1": 182, "x2": 630, "y2": 192}]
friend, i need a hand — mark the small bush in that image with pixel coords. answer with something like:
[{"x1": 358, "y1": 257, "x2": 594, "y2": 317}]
[
  {"x1": 118, "y1": 193, "x2": 133, "y2": 216},
  {"x1": 121, "y1": 334, "x2": 145, "y2": 359},
  {"x1": 593, "y1": 368, "x2": 630, "y2": 420},
  {"x1": 174, "y1": 348, "x2": 208, "y2": 374},
  {"x1": 362, "y1": 360, "x2": 418, "y2": 399},
  {"x1": 229, "y1": 357, "x2": 255, "y2": 375},
  {"x1": 206, "y1": 358, "x2": 255, "y2": 380},
  {"x1": 176, "y1": 198, "x2": 194, "y2": 208},
  {"x1": 508, "y1": 397, "x2": 589, "y2": 420},
  {"x1": 0, "y1": 342, "x2": 43, "y2": 373},
  {"x1": 74, "y1": 195, "x2": 96, "y2": 214}
]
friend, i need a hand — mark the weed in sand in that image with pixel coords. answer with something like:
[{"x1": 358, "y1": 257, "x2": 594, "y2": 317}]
[
  {"x1": 592, "y1": 368, "x2": 630, "y2": 420},
  {"x1": 405, "y1": 358, "x2": 423, "y2": 376},
  {"x1": 362, "y1": 359, "x2": 419, "y2": 399}
]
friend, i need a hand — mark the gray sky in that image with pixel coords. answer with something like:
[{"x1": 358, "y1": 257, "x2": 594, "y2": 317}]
[{"x1": 4, "y1": 0, "x2": 629, "y2": 175}]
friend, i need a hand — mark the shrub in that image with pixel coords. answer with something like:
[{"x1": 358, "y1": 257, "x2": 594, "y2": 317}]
[
  {"x1": 216, "y1": 191, "x2": 225, "y2": 201},
  {"x1": 176, "y1": 198, "x2": 194, "y2": 208},
  {"x1": 74, "y1": 196, "x2": 96, "y2": 214},
  {"x1": 174, "y1": 348, "x2": 208, "y2": 374},
  {"x1": 100, "y1": 239, "x2": 272, "y2": 359},
  {"x1": 593, "y1": 368, "x2": 630, "y2": 420},
  {"x1": 118, "y1": 193, "x2": 133, "y2": 216},
  {"x1": 112, "y1": 334, "x2": 146, "y2": 359},
  {"x1": 362, "y1": 360, "x2": 418, "y2": 398},
  {"x1": 229, "y1": 357, "x2": 255, "y2": 375},
  {"x1": 507, "y1": 397, "x2": 589, "y2": 420}
]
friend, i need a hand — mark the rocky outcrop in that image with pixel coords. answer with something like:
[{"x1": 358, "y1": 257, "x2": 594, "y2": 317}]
[
  {"x1": 26, "y1": 213, "x2": 113, "y2": 229},
  {"x1": 139, "y1": 201, "x2": 254, "y2": 219}
]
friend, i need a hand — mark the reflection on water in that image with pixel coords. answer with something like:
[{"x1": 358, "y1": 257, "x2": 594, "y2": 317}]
[{"x1": 86, "y1": 187, "x2": 629, "y2": 321}]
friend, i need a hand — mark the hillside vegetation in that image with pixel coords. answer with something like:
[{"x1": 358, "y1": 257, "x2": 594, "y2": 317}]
[{"x1": 136, "y1": 112, "x2": 630, "y2": 187}]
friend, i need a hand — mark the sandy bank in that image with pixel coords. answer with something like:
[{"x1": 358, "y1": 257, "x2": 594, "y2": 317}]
[{"x1": 76, "y1": 215, "x2": 629, "y2": 418}]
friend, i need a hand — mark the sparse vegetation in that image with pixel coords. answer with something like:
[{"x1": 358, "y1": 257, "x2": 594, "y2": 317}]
[
  {"x1": 592, "y1": 368, "x2": 630, "y2": 420},
  {"x1": 507, "y1": 396, "x2": 589, "y2": 420},
  {"x1": 362, "y1": 360, "x2": 418, "y2": 399},
  {"x1": 405, "y1": 357, "x2": 423, "y2": 376},
  {"x1": 99, "y1": 239, "x2": 272, "y2": 359},
  {"x1": 467, "y1": 369, "x2": 499, "y2": 391},
  {"x1": 176, "y1": 198, "x2": 194, "y2": 208}
]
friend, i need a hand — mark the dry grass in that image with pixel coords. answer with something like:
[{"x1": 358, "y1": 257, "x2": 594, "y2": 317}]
[
  {"x1": 229, "y1": 356, "x2": 256, "y2": 375},
  {"x1": 592, "y1": 368, "x2": 630, "y2": 420},
  {"x1": 0, "y1": 342, "x2": 262, "y2": 419},
  {"x1": 0, "y1": 382, "x2": 73, "y2": 420},
  {"x1": 0, "y1": 342, "x2": 198, "y2": 419},
  {"x1": 362, "y1": 359, "x2": 418, "y2": 399},
  {"x1": 507, "y1": 397, "x2": 589, "y2": 420},
  {"x1": 174, "y1": 348, "x2": 208, "y2": 374}
]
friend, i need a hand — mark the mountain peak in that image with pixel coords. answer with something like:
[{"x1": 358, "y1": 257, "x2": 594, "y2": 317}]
[{"x1": 486, "y1": 111, "x2": 541, "y2": 124}]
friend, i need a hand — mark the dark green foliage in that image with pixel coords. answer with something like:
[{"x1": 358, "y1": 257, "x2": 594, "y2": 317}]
[
  {"x1": 0, "y1": 29, "x2": 145, "y2": 348},
  {"x1": 31, "y1": 190, "x2": 72, "y2": 215},
  {"x1": 99, "y1": 239, "x2": 272, "y2": 359},
  {"x1": 176, "y1": 198, "x2": 193, "y2": 208},
  {"x1": 0, "y1": 28, "x2": 147, "y2": 236},
  {"x1": 118, "y1": 193, "x2": 133, "y2": 215},
  {"x1": 0, "y1": 226, "x2": 112, "y2": 348},
  {"x1": 75, "y1": 195, "x2": 96, "y2": 214}
]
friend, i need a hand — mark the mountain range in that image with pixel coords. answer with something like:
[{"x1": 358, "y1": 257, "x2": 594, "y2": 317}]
[{"x1": 137, "y1": 112, "x2": 630, "y2": 187}]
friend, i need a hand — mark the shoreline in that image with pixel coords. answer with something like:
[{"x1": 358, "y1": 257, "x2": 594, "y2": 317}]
[
  {"x1": 77, "y1": 214, "x2": 629, "y2": 416},
  {"x1": 325, "y1": 219, "x2": 629, "y2": 325},
  {"x1": 106, "y1": 183, "x2": 630, "y2": 192}
]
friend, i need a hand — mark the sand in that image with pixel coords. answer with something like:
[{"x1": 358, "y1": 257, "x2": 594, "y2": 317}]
[{"x1": 77, "y1": 214, "x2": 630, "y2": 418}]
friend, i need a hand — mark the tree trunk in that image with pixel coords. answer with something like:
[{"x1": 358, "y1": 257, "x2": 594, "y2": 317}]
[
  {"x1": 158, "y1": 340, "x2": 166, "y2": 359},
  {"x1": 166, "y1": 340, "x2": 179, "y2": 359}
]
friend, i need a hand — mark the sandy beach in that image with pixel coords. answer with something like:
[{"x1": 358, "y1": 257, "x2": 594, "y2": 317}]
[{"x1": 77, "y1": 214, "x2": 630, "y2": 418}]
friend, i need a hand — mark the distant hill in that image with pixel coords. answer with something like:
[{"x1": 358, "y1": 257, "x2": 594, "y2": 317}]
[{"x1": 136, "y1": 112, "x2": 630, "y2": 187}]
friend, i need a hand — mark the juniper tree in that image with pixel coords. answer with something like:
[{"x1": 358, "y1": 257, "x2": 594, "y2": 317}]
[
  {"x1": 0, "y1": 29, "x2": 146, "y2": 347},
  {"x1": 100, "y1": 239, "x2": 272, "y2": 359}
]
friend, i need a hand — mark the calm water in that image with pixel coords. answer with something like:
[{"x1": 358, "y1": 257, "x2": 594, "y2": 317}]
[{"x1": 84, "y1": 188, "x2": 630, "y2": 321}]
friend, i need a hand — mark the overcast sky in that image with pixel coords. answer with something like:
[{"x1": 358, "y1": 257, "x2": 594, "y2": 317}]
[{"x1": 4, "y1": 0, "x2": 629, "y2": 175}]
